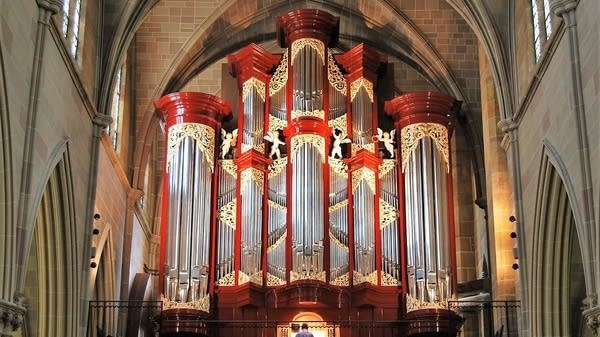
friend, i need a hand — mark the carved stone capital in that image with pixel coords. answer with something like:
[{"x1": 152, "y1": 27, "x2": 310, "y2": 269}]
[
  {"x1": 0, "y1": 300, "x2": 26, "y2": 335},
  {"x1": 550, "y1": 0, "x2": 578, "y2": 17},
  {"x1": 583, "y1": 305, "x2": 600, "y2": 336},
  {"x1": 37, "y1": 0, "x2": 63, "y2": 14}
]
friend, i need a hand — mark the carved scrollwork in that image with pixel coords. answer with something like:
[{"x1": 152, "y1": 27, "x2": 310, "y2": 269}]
[
  {"x1": 379, "y1": 198, "x2": 398, "y2": 229},
  {"x1": 268, "y1": 157, "x2": 288, "y2": 178},
  {"x1": 269, "y1": 114, "x2": 288, "y2": 132},
  {"x1": 243, "y1": 77, "x2": 266, "y2": 102},
  {"x1": 328, "y1": 115, "x2": 347, "y2": 136},
  {"x1": 161, "y1": 294, "x2": 210, "y2": 313},
  {"x1": 406, "y1": 294, "x2": 450, "y2": 312},
  {"x1": 329, "y1": 199, "x2": 348, "y2": 213},
  {"x1": 330, "y1": 273, "x2": 350, "y2": 286},
  {"x1": 351, "y1": 168, "x2": 376, "y2": 194},
  {"x1": 353, "y1": 270, "x2": 378, "y2": 285},
  {"x1": 217, "y1": 272, "x2": 235, "y2": 286},
  {"x1": 266, "y1": 272, "x2": 286, "y2": 286},
  {"x1": 218, "y1": 200, "x2": 237, "y2": 229},
  {"x1": 268, "y1": 199, "x2": 287, "y2": 212},
  {"x1": 238, "y1": 271, "x2": 250, "y2": 285},
  {"x1": 381, "y1": 271, "x2": 400, "y2": 286},
  {"x1": 329, "y1": 157, "x2": 348, "y2": 176},
  {"x1": 167, "y1": 123, "x2": 215, "y2": 172},
  {"x1": 291, "y1": 38, "x2": 324, "y2": 64},
  {"x1": 220, "y1": 160, "x2": 237, "y2": 177},
  {"x1": 350, "y1": 77, "x2": 374, "y2": 103},
  {"x1": 241, "y1": 168, "x2": 264, "y2": 193},
  {"x1": 290, "y1": 270, "x2": 326, "y2": 283},
  {"x1": 328, "y1": 52, "x2": 347, "y2": 95},
  {"x1": 267, "y1": 232, "x2": 287, "y2": 253},
  {"x1": 290, "y1": 135, "x2": 326, "y2": 163},
  {"x1": 401, "y1": 123, "x2": 449, "y2": 172},
  {"x1": 291, "y1": 109, "x2": 325, "y2": 120},
  {"x1": 270, "y1": 52, "x2": 288, "y2": 95},
  {"x1": 379, "y1": 159, "x2": 396, "y2": 177}
]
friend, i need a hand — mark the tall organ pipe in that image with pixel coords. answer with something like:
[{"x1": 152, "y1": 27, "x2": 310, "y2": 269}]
[{"x1": 155, "y1": 92, "x2": 231, "y2": 310}]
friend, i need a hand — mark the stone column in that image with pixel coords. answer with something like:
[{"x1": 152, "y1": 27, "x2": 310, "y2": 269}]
[{"x1": 550, "y1": 2, "x2": 598, "y2": 335}]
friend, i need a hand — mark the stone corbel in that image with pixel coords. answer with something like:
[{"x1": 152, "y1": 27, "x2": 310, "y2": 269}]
[{"x1": 0, "y1": 299, "x2": 26, "y2": 336}]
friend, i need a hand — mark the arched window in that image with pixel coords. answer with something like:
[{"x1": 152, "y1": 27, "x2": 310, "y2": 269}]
[
  {"x1": 531, "y1": 0, "x2": 555, "y2": 62},
  {"x1": 109, "y1": 63, "x2": 125, "y2": 149},
  {"x1": 60, "y1": 0, "x2": 82, "y2": 58}
]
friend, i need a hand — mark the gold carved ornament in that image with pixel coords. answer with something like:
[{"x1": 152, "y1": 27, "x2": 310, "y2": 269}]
[
  {"x1": 268, "y1": 157, "x2": 288, "y2": 178},
  {"x1": 379, "y1": 198, "x2": 398, "y2": 229},
  {"x1": 267, "y1": 232, "x2": 286, "y2": 253},
  {"x1": 269, "y1": 52, "x2": 288, "y2": 95},
  {"x1": 291, "y1": 38, "x2": 325, "y2": 64},
  {"x1": 240, "y1": 168, "x2": 264, "y2": 193},
  {"x1": 161, "y1": 293, "x2": 210, "y2": 313},
  {"x1": 328, "y1": 115, "x2": 347, "y2": 136},
  {"x1": 329, "y1": 157, "x2": 348, "y2": 176},
  {"x1": 218, "y1": 200, "x2": 237, "y2": 230},
  {"x1": 381, "y1": 271, "x2": 400, "y2": 286},
  {"x1": 350, "y1": 77, "x2": 374, "y2": 103},
  {"x1": 291, "y1": 109, "x2": 325, "y2": 120},
  {"x1": 220, "y1": 160, "x2": 237, "y2": 177},
  {"x1": 353, "y1": 270, "x2": 378, "y2": 285},
  {"x1": 267, "y1": 199, "x2": 287, "y2": 212},
  {"x1": 330, "y1": 273, "x2": 350, "y2": 286},
  {"x1": 269, "y1": 114, "x2": 288, "y2": 133},
  {"x1": 351, "y1": 168, "x2": 376, "y2": 194},
  {"x1": 167, "y1": 123, "x2": 215, "y2": 172},
  {"x1": 406, "y1": 294, "x2": 451, "y2": 312},
  {"x1": 401, "y1": 123, "x2": 449, "y2": 172},
  {"x1": 241, "y1": 142, "x2": 265, "y2": 154},
  {"x1": 328, "y1": 52, "x2": 347, "y2": 95},
  {"x1": 291, "y1": 270, "x2": 326, "y2": 283},
  {"x1": 217, "y1": 272, "x2": 235, "y2": 286},
  {"x1": 328, "y1": 199, "x2": 348, "y2": 213},
  {"x1": 378, "y1": 159, "x2": 396, "y2": 177},
  {"x1": 238, "y1": 271, "x2": 250, "y2": 285},
  {"x1": 290, "y1": 135, "x2": 326, "y2": 163},
  {"x1": 266, "y1": 272, "x2": 286, "y2": 286},
  {"x1": 242, "y1": 77, "x2": 266, "y2": 102}
]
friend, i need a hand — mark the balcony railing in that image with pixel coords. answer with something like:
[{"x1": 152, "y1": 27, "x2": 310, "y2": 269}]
[{"x1": 87, "y1": 300, "x2": 519, "y2": 337}]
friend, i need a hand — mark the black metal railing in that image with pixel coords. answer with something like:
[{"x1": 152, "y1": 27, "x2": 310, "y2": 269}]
[
  {"x1": 87, "y1": 300, "x2": 519, "y2": 337},
  {"x1": 449, "y1": 300, "x2": 521, "y2": 337},
  {"x1": 87, "y1": 300, "x2": 162, "y2": 337}
]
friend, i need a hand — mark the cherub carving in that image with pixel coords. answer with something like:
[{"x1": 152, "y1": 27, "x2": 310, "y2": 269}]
[
  {"x1": 376, "y1": 128, "x2": 396, "y2": 158},
  {"x1": 264, "y1": 130, "x2": 285, "y2": 159},
  {"x1": 331, "y1": 128, "x2": 351, "y2": 159},
  {"x1": 220, "y1": 128, "x2": 238, "y2": 159}
]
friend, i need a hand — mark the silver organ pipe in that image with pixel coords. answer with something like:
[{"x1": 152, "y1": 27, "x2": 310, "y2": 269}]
[
  {"x1": 165, "y1": 128, "x2": 214, "y2": 302},
  {"x1": 267, "y1": 161, "x2": 287, "y2": 282},
  {"x1": 216, "y1": 162, "x2": 236, "y2": 284},
  {"x1": 353, "y1": 175, "x2": 376, "y2": 276},
  {"x1": 292, "y1": 44, "x2": 323, "y2": 112},
  {"x1": 351, "y1": 88, "x2": 374, "y2": 146},
  {"x1": 291, "y1": 142, "x2": 324, "y2": 276},
  {"x1": 243, "y1": 87, "x2": 265, "y2": 148},
  {"x1": 405, "y1": 135, "x2": 451, "y2": 303},
  {"x1": 240, "y1": 169, "x2": 263, "y2": 280},
  {"x1": 380, "y1": 161, "x2": 399, "y2": 283}
]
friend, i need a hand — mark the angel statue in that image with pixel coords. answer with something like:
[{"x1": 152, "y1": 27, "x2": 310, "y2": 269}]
[
  {"x1": 264, "y1": 130, "x2": 285, "y2": 159},
  {"x1": 376, "y1": 128, "x2": 396, "y2": 158},
  {"x1": 331, "y1": 128, "x2": 351, "y2": 159},
  {"x1": 220, "y1": 128, "x2": 238, "y2": 159}
]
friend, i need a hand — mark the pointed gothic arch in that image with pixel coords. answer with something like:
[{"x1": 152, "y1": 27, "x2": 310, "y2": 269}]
[
  {"x1": 529, "y1": 142, "x2": 591, "y2": 336},
  {"x1": 24, "y1": 149, "x2": 79, "y2": 337}
]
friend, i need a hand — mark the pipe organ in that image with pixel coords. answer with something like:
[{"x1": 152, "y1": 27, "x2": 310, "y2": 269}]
[{"x1": 156, "y1": 8, "x2": 463, "y2": 337}]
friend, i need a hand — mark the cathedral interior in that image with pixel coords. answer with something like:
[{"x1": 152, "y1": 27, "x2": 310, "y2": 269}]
[{"x1": 0, "y1": 1, "x2": 598, "y2": 337}]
